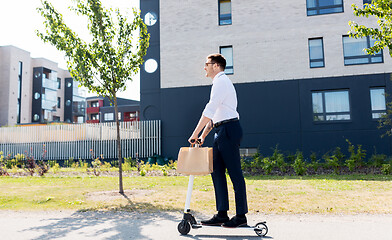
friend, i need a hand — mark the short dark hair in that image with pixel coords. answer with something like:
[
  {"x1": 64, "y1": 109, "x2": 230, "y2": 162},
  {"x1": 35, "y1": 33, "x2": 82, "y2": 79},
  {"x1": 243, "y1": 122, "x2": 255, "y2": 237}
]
[{"x1": 207, "y1": 53, "x2": 226, "y2": 70}]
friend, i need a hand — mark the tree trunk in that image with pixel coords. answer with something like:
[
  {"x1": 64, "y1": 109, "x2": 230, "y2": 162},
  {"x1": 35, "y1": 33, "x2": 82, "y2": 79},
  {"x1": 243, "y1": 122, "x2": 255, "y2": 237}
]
[{"x1": 114, "y1": 95, "x2": 124, "y2": 194}]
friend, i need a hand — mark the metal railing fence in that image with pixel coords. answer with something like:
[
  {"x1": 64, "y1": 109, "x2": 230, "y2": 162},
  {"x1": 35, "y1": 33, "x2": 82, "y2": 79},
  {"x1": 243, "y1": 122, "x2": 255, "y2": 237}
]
[{"x1": 0, "y1": 120, "x2": 161, "y2": 161}]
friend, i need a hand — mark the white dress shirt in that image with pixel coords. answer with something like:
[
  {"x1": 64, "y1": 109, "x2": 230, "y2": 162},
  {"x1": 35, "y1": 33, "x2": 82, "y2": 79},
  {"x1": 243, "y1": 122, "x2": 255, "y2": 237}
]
[{"x1": 202, "y1": 72, "x2": 239, "y2": 124}]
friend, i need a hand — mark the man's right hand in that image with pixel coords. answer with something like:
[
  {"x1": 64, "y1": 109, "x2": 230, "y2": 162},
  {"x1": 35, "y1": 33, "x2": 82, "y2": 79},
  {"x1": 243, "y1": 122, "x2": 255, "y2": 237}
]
[{"x1": 188, "y1": 134, "x2": 198, "y2": 144}]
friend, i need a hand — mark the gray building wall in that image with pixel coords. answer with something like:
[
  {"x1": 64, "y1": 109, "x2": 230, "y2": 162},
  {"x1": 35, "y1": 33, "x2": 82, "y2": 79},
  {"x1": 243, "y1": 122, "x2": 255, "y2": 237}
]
[
  {"x1": 0, "y1": 45, "x2": 77, "y2": 127},
  {"x1": 160, "y1": 0, "x2": 392, "y2": 89},
  {"x1": 0, "y1": 46, "x2": 32, "y2": 126}
]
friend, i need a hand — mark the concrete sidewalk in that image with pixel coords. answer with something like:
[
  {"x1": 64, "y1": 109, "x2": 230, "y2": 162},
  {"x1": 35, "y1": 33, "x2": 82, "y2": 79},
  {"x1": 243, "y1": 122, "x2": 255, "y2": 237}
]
[{"x1": 1, "y1": 211, "x2": 391, "y2": 240}]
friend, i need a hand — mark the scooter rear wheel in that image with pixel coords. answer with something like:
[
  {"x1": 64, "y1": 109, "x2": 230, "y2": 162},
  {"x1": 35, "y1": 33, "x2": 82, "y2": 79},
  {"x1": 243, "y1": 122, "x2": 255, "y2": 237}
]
[
  {"x1": 254, "y1": 222, "x2": 268, "y2": 237},
  {"x1": 178, "y1": 220, "x2": 191, "y2": 235}
]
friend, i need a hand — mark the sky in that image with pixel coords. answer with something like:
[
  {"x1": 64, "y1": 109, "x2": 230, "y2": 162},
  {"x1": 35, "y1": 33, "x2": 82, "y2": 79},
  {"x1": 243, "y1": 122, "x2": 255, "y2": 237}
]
[{"x1": 0, "y1": 0, "x2": 141, "y2": 100}]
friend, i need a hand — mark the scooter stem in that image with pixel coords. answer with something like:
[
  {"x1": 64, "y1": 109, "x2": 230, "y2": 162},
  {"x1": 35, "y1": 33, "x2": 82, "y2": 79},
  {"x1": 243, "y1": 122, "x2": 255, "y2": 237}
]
[{"x1": 184, "y1": 175, "x2": 195, "y2": 212}]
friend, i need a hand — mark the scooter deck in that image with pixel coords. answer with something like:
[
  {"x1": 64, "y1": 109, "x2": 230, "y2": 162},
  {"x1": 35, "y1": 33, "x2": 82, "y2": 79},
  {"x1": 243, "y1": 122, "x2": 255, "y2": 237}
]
[{"x1": 192, "y1": 223, "x2": 265, "y2": 229}]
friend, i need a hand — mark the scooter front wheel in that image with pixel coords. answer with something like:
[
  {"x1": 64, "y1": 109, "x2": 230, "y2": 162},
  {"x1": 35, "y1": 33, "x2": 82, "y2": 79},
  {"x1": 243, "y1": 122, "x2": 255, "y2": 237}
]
[
  {"x1": 177, "y1": 220, "x2": 191, "y2": 235},
  {"x1": 254, "y1": 222, "x2": 268, "y2": 237}
]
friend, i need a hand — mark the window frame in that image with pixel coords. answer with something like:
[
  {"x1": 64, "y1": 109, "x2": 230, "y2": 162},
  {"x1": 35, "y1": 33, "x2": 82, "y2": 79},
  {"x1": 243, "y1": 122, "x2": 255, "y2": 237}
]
[
  {"x1": 312, "y1": 89, "x2": 352, "y2": 123},
  {"x1": 308, "y1": 37, "x2": 325, "y2": 68},
  {"x1": 218, "y1": 0, "x2": 232, "y2": 26},
  {"x1": 104, "y1": 112, "x2": 114, "y2": 121},
  {"x1": 306, "y1": 0, "x2": 344, "y2": 16},
  {"x1": 219, "y1": 45, "x2": 234, "y2": 75},
  {"x1": 370, "y1": 87, "x2": 387, "y2": 119},
  {"x1": 342, "y1": 35, "x2": 384, "y2": 66}
]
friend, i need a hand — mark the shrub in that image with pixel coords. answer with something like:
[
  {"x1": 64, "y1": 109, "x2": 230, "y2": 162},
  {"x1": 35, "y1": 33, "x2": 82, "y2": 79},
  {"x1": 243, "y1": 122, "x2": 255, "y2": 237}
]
[
  {"x1": 271, "y1": 146, "x2": 286, "y2": 173},
  {"x1": 241, "y1": 157, "x2": 252, "y2": 171},
  {"x1": 36, "y1": 160, "x2": 48, "y2": 176},
  {"x1": 71, "y1": 162, "x2": 80, "y2": 168},
  {"x1": 369, "y1": 154, "x2": 387, "y2": 167},
  {"x1": 0, "y1": 151, "x2": 8, "y2": 176},
  {"x1": 262, "y1": 157, "x2": 275, "y2": 175},
  {"x1": 0, "y1": 165, "x2": 7, "y2": 176},
  {"x1": 285, "y1": 153, "x2": 296, "y2": 165},
  {"x1": 14, "y1": 154, "x2": 25, "y2": 168},
  {"x1": 293, "y1": 151, "x2": 306, "y2": 176},
  {"x1": 91, "y1": 158, "x2": 102, "y2": 176},
  {"x1": 167, "y1": 160, "x2": 177, "y2": 170},
  {"x1": 101, "y1": 161, "x2": 112, "y2": 172},
  {"x1": 308, "y1": 152, "x2": 320, "y2": 172},
  {"x1": 161, "y1": 167, "x2": 168, "y2": 176},
  {"x1": 326, "y1": 155, "x2": 340, "y2": 174},
  {"x1": 5, "y1": 154, "x2": 13, "y2": 169},
  {"x1": 250, "y1": 154, "x2": 263, "y2": 173},
  {"x1": 346, "y1": 139, "x2": 366, "y2": 172},
  {"x1": 381, "y1": 164, "x2": 392, "y2": 175},
  {"x1": 123, "y1": 157, "x2": 137, "y2": 172},
  {"x1": 79, "y1": 159, "x2": 89, "y2": 170},
  {"x1": 50, "y1": 163, "x2": 60, "y2": 174},
  {"x1": 24, "y1": 152, "x2": 36, "y2": 176},
  {"x1": 65, "y1": 157, "x2": 74, "y2": 168},
  {"x1": 333, "y1": 147, "x2": 345, "y2": 165}
]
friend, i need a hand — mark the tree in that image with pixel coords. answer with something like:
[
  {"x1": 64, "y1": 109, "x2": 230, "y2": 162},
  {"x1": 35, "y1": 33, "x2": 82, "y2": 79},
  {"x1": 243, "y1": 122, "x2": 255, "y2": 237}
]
[
  {"x1": 348, "y1": 0, "x2": 392, "y2": 136},
  {"x1": 37, "y1": 0, "x2": 150, "y2": 193},
  {"x1": 348, "y1": 0, "x2": 392, "y2": 55}
]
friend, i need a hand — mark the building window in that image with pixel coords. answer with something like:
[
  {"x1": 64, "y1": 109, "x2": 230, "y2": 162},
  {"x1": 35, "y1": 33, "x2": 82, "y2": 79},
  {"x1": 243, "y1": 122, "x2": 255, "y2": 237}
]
[
  {"x1": 91, "y1": 101, "x2": 99, "y2": 108},
  {"x1": 220, "y1": 46, "x2": 234, "y2": 74},
  {"x1": 239, "y1": 148, "x2": 258, "y2": 157},
  {"x1": 307, "y1": 0, "x2": 344, "y2": 16},
  {"x1": 342, "y1": 36, "x2": 383, "y2": 65},
  {"x1": 363, "y1": 0, "x2": 372, "y2": 5},
  {"x1": 308, "y1": 38, "x2": 325, "y2": 68},
  {"x1": 57, "y1": 78, "x2": 61, "y2": 89},
  {"x1": 17, "y1": 61, "x2": 23, "y2": 124},
  {"x1": 104, "y1": 113, "x2": 114, "y2": 121},
  {"x1": 91, "y1": 113, "x2": 99, "y2": 120},
  {"x1": 124, "y1": 111, "x2": 139, "y2": 121},
  {"x1": 370, "y1": 88, "x2": 386, "y2": 119},
  {"x1": 57, "y1": 97, "x2": 61, "y2": 108},
  {"x1": 76, "y1": 116, "x2": 84, "y2": 123},
  {"x1": 144, "y1": 12, "x2": 158, "y2": 26},
  {"x1": 312, "y1": 90, "x2": 351, "y2": 121},
  {"x1": 219, "y1": 0, "x2": 232, "y2": 25}
]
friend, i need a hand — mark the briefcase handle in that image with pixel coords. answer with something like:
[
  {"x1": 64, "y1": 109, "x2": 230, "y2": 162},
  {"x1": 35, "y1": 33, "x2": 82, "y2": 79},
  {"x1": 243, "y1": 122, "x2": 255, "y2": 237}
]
[{"x1": 190, "y1": 138, "x2": 202, "y2": 148}]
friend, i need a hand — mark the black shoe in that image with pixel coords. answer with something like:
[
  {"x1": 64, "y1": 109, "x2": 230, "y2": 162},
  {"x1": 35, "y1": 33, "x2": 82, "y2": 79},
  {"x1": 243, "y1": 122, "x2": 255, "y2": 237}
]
[
  {"x1": 201, "y1": 214, "x2": 229, "y2": 226},
  {"x1": 221, "y1": 215, "x2": 247, "y2": 228}
]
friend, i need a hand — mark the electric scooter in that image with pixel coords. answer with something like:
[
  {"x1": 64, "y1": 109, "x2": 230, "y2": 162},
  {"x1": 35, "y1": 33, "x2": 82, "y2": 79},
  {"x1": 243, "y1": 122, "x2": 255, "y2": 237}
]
[{"x1": 177, "y1": 174, "x2": 268, "y2": 237}]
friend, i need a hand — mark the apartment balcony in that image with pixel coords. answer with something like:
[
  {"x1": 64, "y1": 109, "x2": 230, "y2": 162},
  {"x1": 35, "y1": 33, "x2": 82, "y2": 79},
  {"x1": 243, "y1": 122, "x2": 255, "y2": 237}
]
[
  {"x1": 86, "y1": 119, "x2": 100, "y2": 124},
  {"x1": 86, "y1": 107, "x2": 99, "y2": 114},
  {"x1": 42, "y1": 77, "x2": 58, "y2": 90}
]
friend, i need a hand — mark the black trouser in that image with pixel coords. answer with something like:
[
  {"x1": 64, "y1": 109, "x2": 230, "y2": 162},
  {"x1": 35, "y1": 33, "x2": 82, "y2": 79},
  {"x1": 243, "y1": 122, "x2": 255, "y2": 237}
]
[{"x1": 211, "y1": 120, "x2": 248, "y2": 215}]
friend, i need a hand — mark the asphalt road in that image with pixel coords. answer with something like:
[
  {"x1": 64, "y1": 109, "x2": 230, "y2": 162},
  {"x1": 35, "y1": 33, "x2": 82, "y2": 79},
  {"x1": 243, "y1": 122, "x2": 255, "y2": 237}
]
[{"x1": 1, "y1": 211, "x2": 391, "y2": 240}]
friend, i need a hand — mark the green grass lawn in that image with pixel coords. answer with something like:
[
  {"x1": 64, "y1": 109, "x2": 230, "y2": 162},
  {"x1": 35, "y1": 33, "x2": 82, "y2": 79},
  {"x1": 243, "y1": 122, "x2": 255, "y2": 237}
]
[{"x1": 1, "y1": 174, "x2": 391, "y2": 214}]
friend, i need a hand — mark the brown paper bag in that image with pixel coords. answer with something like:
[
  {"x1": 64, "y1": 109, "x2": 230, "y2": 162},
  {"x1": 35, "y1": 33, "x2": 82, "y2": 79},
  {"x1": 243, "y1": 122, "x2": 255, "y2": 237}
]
[{"x1": 177, "y1": 146, "x2": 213, "y2": 175}]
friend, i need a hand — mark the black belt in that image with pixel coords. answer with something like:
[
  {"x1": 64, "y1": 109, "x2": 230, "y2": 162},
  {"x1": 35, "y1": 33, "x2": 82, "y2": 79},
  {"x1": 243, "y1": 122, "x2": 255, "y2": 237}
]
[{"x1": 213, "y1": 118, "x2": 238, "y2": 128}]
